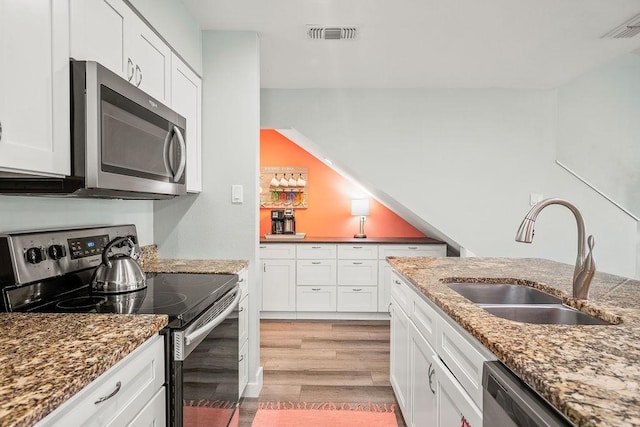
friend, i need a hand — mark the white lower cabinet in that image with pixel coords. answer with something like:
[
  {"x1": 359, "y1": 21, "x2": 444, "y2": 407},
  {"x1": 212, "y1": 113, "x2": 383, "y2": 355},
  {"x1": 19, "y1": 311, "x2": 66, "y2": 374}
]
[
  {"x1": 409, "y1": 323, "x2": 437, "y2": 427},
  {"x1": 390, "y1": 272, "x2": 494, "y2": 427},
  {"x1": 432, "y1": 355, "x2": 482, "y2": 427},
  {"x1": 238, "y1": 269, "x2": 249, "y2": 397},
  {"x1": 337, "y1": 286, "x2": 377, "y2": 312},
  {"x1": 390, "y1": 296, "x2": 410, "y2": 418},
  {"x1": 37, "y1": 335, "x2": 165, "y2": 426},
  {"x1": 297, "y1": 286, "x2": 337, "y2": 311},
  {"x1": 261, "y1": 259, "x2": 295, "y2": 312}
]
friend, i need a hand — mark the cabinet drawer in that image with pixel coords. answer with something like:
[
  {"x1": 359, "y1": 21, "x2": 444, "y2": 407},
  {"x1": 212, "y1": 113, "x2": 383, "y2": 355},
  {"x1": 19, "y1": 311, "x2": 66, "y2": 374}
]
[
  {"x1": 239, "y1": 340, "x2": 248, "y2": 398},
  {"x1": 436, "y1": 316, "x2": 490, "y2": 408},
  {"x1": 297, "y1": 286, "x2": 337, "y2": 311},
  {"x1": 337, "y1": 286, "x2": 378, "y2": 312},
  {"x1": 239, "y1": 293, "x2": 249, "y2": 347},
  {"x1": 337, "y1": 260, "x2": 378, "y2": 286},
  {"x1": 411, "y1": 294, "x2": 438, "y2": 350},
  {"x1": 297, "y1": 260, "x2": 337, "y2": 286},
  {"x1": 390, "y1": 271, "x2": 412, "y2": 316},
  {"x1": 337, "y1": 245, "x2": 378, "y2": 260},
  {"x1": 297, "y1": 244, "x2": 337, "y2": 259},
  {"x1": 378, "y1": 244, "x2": 446, "y2": 259},
  {"x1": 110, "y1": 387, "x2": 165, "y2": 427},
  {"x1": 432, "y1": 355, "x2": 482, "y2": 427},
  {"x1": 260, "y1": 244, "x2": 296, "y2": 259},
  {"x1": 238, "y1": 269, "x2": 249, "y2": 299},
  {"x1": 41, "y1": 335, "x2": 164, "y2": 427}
]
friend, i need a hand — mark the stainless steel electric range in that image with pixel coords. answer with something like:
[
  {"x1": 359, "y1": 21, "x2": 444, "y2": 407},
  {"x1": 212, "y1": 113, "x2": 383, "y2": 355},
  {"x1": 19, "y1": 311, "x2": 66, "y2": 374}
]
[{"x1": 0, "y1": 225, "x2": 241, "y2": 427}]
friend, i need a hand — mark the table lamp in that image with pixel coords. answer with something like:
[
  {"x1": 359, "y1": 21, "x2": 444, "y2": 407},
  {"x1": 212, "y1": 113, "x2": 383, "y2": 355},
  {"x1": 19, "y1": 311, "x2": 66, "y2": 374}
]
[{"x1": 351, "y1": 199, "x2": 370, "y2": 238}]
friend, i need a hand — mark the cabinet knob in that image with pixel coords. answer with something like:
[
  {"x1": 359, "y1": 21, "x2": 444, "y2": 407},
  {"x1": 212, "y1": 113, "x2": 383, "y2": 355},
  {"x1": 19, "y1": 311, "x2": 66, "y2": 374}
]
[
  {"x1": 353, "y1": 262, "x2": 363, "y2": 265},
  {"x1": 0, "y1": 120, "x2": 3, "y2": 142},
  {"x1": 408, "y1": 246, "x2": 418, "y2": 249},
  {"x1": 428, "y1": 363, "x2": 436, "y2": 394},
  {"x1": 311, "y1": 288, "x2": 321, "y2": 291},
  {"x1": 311, "y1": 246, "x2": 321, "y2": 249},
  {"x1": 311, "y1": 261, "x2": 321, "y2": 265},
  {"x1": 352, "y1": 288, "x2": 362, "y2": 292}
]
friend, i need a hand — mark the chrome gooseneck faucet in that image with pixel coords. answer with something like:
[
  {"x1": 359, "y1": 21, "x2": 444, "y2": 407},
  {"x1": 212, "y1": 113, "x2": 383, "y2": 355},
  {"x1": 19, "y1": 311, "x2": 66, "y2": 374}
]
[{"x1": 515, "y1": 198, "x2": 595, "y2": 300}]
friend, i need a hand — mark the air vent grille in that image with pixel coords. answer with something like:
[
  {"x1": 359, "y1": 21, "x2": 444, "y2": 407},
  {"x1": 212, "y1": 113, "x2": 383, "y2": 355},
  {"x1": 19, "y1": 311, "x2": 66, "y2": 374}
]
[
  {"x1": 306, "y1": 26, "x2": 358, "y2": 40},
  {"x1": 603, "y1": 13, "x2": 640, "y2": 38}
]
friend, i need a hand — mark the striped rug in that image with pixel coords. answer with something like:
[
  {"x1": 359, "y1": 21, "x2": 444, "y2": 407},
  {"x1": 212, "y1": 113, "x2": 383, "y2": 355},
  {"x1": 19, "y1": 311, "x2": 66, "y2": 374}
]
[{"x1": 251, "y1": 402, "x2": 398, "y2": 427}]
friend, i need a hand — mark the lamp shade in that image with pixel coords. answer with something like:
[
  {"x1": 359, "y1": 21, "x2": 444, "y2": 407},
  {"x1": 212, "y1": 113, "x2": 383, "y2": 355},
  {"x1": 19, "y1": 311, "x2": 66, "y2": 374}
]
[{"x1": 351, "y1": 199, "x2": 370, "y2": 216}]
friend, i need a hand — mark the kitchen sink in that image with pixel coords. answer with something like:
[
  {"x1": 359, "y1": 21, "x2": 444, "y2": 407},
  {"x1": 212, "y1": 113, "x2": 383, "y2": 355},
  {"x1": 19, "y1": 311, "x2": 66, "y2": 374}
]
[
  {"x1": 446, "y1": 283, "x2": 561, "y2": 304},
  {"x1": 479, "y1": 304, "x2": 610, "y2": 325},
  {"x1": 446, "y1": 282, "x2": 610, "y2": 325}
]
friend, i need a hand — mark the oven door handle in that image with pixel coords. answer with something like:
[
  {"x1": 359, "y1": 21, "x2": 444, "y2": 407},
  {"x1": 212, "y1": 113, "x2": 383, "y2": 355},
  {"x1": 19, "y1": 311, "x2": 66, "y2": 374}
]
[{"x1": 184, "y1": 289, "x2": 242, "y2": 346}]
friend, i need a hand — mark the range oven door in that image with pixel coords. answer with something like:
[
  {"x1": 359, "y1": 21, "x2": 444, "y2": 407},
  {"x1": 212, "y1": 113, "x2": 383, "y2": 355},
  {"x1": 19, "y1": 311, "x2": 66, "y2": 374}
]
[
  {"x1": 74, "y1": 60, "x2": 187, "y2": 197},
  {"x1": 171, "y1": 287, "x2": 241, "y2": 427}
]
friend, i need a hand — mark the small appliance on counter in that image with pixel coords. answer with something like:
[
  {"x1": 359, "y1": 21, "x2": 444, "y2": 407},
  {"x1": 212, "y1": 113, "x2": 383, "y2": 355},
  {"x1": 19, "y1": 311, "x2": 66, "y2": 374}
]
[
  {"x1": 265, "y1": 209, "x2": 305, "y2": 239},
  {"x1": 271, "y1": 209, "x2": 285, "y2": 234},
  {"x1": 283, "y1": 208, "x2": 296, "y2": 234}
]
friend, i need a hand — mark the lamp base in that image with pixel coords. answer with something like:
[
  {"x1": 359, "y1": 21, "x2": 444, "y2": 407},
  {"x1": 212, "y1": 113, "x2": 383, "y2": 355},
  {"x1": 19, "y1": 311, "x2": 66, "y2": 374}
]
[{"x1": 353, "y1": 233, "x2": 367, "y2": 238}]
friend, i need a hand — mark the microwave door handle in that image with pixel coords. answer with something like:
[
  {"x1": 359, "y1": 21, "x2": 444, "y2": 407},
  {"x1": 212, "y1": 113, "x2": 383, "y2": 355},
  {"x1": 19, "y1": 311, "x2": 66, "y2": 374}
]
[
  {"x1": 172, "y1": 126, "x2": 186, "y2": 182},
  {"x1": 163, "y1": 126, "x2": 176, "y2": 177}
]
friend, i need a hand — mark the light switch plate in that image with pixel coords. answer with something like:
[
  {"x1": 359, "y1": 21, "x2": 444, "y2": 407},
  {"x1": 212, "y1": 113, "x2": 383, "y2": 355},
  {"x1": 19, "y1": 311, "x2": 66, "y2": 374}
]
[
  {"x1": 232, "y1": 185, "x2": 243, "y2": 204},
  {"x1": 529, "y1": 193, "x2": 544, "y2": 206}
]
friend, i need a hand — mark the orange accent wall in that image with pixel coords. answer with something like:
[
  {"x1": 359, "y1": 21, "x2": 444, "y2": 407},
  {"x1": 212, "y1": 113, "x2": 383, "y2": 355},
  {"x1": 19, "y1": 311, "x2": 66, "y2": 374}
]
[{"x1": 260, "y1": 130, "x2": 426, "y2": 238}]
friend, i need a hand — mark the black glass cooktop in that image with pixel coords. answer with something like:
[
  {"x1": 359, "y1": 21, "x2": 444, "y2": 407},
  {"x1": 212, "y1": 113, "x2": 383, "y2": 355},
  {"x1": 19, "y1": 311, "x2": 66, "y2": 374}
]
[{"x1": 22, "y1": 272, "x2": 238, "y2": 328}]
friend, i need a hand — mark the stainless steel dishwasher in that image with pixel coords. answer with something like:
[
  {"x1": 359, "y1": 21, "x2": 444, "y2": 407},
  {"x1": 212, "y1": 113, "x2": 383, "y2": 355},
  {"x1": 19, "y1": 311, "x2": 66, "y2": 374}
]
[{"x1": 483, "y1": 361, "x2": 574, "y2": 427}]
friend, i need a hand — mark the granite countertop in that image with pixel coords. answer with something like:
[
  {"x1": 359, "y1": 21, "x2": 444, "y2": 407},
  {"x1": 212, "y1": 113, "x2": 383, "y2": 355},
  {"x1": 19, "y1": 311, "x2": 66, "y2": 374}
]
[
  {"x1": 387, "y1": 256, "x2": 640, "y2": 427},
  {"x1": 139, "y1": 245, "x2": 248, "y2": 274},
  {"x1": 0, "y1": 313, "x2": 167, "y2": 427},
  {"x1": 260, "y1": 236, "x2": 445, "y2": 244}
]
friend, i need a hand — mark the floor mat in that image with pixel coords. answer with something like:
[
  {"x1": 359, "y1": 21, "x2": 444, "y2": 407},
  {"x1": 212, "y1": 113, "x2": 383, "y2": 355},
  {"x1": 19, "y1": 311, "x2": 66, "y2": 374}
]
[{"x1": 251, "y1": 402, "x2": 398, "y2": 427}]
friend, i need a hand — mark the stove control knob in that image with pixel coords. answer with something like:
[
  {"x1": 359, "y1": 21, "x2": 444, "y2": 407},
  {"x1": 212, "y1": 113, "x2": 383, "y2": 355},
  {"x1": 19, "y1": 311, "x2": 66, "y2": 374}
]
[
  {"x1": 25, "y1": 247, "x2": 45, "y2": 264},
  {"x1": 48, "y1": 244, "x2": 66, "y2": 261}
]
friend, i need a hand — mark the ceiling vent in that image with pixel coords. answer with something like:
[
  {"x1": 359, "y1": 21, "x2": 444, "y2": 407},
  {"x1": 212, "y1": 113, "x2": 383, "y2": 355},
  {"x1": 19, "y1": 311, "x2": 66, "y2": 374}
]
[
  {"x1": 306, "y1": 26, "x2": 358, "y2": 40},
  {"x1": 602, "y1": 13, "x2": 640, "y2": 38}
]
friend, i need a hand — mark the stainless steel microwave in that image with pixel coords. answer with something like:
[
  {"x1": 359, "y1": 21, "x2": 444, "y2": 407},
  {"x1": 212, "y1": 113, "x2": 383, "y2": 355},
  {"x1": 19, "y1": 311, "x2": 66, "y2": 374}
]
[{"x1": 0, "y1": 60, "x2": 187, "y2": 199}]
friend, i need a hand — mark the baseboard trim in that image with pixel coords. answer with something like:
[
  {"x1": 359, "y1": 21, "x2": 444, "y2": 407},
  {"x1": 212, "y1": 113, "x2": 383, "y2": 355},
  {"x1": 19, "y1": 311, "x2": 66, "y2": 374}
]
[
  {"x1": 260, "y1": 311, "x2": 390, "y2": 321},
  {"x1": 243, "y1": 366, "x2": 263, "y2": 398}
]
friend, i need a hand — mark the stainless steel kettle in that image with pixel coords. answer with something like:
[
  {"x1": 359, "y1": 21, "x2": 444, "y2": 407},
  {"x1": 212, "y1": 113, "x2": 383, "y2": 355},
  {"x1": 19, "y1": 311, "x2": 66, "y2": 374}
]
[{"x1": 92, "y1": 237, "x2": 147, "y2": 293}]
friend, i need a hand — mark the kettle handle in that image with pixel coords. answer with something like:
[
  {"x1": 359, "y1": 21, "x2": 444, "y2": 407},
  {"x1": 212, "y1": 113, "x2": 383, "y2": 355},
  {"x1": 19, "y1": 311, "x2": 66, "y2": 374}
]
[{"x1": 102, "y1": 237, "x2": 135, "y2": 269}]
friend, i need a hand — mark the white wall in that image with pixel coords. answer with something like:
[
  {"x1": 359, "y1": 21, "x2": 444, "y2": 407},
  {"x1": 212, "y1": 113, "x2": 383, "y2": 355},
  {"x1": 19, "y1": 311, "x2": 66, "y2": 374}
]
[
  {"x1": 154, "y1": 31, "x2": 262, "y2": 393},
  {"x1": 0, "y1": 196, "x2": 154, "y2": 244},
  {"x1": 127, "y1": 0, "x2": 202, "y2": 74},
  {"x1": 557, "y1": 53, "x2": 640, "y2": 219},
  {"x1": 261, "y1": 89, "x2": 638, "y2": 278}
]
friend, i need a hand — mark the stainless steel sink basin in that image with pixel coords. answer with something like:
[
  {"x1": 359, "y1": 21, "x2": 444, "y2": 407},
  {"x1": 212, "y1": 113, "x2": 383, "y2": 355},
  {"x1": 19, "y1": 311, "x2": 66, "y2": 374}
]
[
  {"x1": 446, "y1": 283, "x2": 562, "y2": 304},
  {"x1": 479, "y1": 304, "x2": 610, "y2": 325},
  {"x1": 446, "y1": 282, "x2": 610, "y2": 325}
]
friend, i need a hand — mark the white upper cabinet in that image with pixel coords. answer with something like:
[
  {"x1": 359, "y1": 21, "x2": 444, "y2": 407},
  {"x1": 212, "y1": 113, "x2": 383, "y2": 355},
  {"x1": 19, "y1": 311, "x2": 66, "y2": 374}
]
[
  {"x1": 170, "y1": 54, "x2": 202, "y2": 192},
  {"x1": 70, "y1": 0, "x2": 171, "y2": 104},
  {"x1": 0, "y1": 0, "x2": 70, "y2": 176}
]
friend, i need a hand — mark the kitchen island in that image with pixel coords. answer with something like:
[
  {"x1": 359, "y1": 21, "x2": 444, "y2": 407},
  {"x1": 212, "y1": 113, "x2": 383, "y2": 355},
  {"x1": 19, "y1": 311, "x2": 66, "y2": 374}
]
[
  {"x1": 387, "y1": 256, "x2": 640, "y2": 427},
  {"x1": 0, "y1": 313, "x2": 167, "y2": 427}
]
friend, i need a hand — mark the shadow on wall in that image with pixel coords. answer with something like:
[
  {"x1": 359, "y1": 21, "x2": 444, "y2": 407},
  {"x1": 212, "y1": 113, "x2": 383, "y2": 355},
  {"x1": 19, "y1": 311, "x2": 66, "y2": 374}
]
[{"x1": 259, "y1": 129, "x2": 426, "y2": 238}]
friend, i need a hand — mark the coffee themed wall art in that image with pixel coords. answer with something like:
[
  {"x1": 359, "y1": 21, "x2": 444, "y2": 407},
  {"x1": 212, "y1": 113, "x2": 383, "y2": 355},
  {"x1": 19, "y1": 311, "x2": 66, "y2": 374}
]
[{"x1": 260, "y1": 167, "x2": 308, "y2": 208}]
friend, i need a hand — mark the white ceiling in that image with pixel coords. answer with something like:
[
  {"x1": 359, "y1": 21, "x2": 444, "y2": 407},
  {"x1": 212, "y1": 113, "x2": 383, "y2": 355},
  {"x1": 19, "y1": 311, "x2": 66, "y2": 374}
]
[{"x1": 183, "y1": 0, "x2": 640, "y2": 89}]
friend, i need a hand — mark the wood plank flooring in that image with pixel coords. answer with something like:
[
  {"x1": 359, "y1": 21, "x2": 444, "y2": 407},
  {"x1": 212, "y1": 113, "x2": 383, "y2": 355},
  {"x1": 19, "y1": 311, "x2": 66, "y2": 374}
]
[{"x1": 239, "y1": 319, "x2": 406, "y2": 426}]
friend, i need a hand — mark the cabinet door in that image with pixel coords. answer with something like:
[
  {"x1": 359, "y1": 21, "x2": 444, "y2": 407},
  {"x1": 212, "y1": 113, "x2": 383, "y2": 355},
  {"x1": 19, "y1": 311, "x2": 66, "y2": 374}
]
[
  {"x1": 239, "y1": 295, "x2": 249, "y2": 347},
  {"x1": 261, "y1": 259, "x2": 295, "y2": 311},
  {"x1": 129, "y1": 16, "x2": 171, "y2": 103},
  {"x1": 171, "y1": 54, "x2": 202, "y2": 193},
  {"x1": 70, "y1": 0, "x2": 130, "y2": 78},
  {"x1": 432, "y1": 355, "x2": 482, "y2": 427},
  {"x1": 390, "y1": 298, "x2": 410, "y2": 422},
  {"x1": 409, "y1": 324, "x2": 437, "y2": 427},
  {"x1": 114, "y1": 387, "x2": 166, "y2": 427},
  {"x1": 379, "y1": 244, "x2": 447, "y2": 259},
  {"x1": 239, "y1": 340, "x2": 248, "y2": 398},
  {"x1": 337, "y1": 286, "x2": 377, "y2": 312},
  {"x1": 0, "y1": 0, "x2": 70, "y2": 176},
  {"x1": 297, "y1": 286, "x2": 337, "y2": 311}
]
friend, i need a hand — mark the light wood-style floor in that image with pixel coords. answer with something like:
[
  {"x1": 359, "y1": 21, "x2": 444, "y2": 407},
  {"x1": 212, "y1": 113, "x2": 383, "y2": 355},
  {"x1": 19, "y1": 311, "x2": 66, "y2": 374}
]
[{"x1": 239, "y1": 319, "x2": 406, "y2": 426}]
